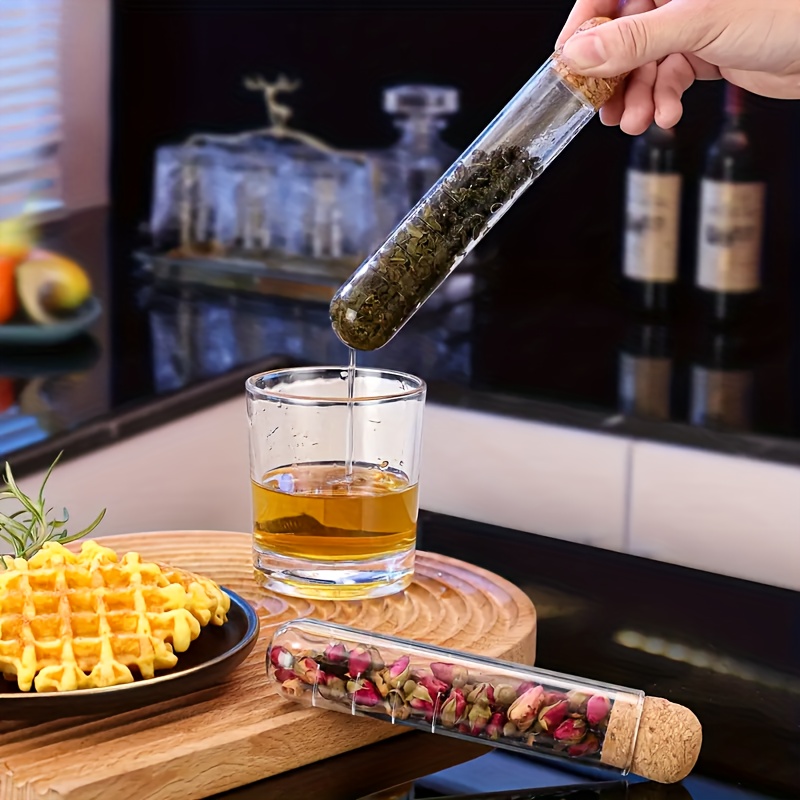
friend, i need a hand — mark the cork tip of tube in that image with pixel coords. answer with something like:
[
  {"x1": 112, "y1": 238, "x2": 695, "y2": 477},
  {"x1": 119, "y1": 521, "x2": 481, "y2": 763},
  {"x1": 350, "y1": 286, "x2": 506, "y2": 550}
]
[
  {"x1": 552, "y1": 16, "x2": 629, "y2": 109},
  {"x1": 577, "y1": 15, "x2": 613, "y2": 29},
  {"x1": 631, "y1": 697, "x2": 703, "y2": 784}
]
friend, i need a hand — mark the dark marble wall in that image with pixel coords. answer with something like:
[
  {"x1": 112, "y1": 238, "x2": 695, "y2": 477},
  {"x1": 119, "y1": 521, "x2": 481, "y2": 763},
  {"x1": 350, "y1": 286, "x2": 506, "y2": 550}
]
[{"x1": 110, "y1": 0, "x2": 800, "y2": 438}]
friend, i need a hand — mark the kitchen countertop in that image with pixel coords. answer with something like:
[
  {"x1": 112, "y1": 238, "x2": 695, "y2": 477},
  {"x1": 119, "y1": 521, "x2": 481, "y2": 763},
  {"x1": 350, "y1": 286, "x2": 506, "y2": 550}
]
[
  {"x1": 2, "y1": 207, "x2": 800, "y2": 480},
  {"x1": 212, "y1": 510, "x2": 799, "y2": 800}
]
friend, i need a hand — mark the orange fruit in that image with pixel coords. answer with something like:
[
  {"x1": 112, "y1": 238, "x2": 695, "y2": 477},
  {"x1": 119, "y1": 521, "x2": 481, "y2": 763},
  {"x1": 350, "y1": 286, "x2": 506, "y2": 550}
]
[
  {"x1": 0, "y1": 255, "x2": 18, "y2": 324},
  {"x1": 0, "y1": 379, "x2": 14, "y2": 413}
]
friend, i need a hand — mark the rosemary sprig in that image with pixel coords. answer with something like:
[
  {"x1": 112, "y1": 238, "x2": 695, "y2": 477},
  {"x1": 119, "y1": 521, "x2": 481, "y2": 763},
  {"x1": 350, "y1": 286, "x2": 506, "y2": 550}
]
[{"x1": 0, "y1": 452, "x2": 106, "y2": 563}]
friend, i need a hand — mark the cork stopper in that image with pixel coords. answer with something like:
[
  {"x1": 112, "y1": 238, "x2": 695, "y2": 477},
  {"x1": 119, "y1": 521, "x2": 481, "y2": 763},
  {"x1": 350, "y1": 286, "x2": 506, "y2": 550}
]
[
  {"x1": 602, "y1": 696, "x2": 703, "y2": 784},
  {"x1": 551, "y1": 17, "x2": 629, "y2": 109}
]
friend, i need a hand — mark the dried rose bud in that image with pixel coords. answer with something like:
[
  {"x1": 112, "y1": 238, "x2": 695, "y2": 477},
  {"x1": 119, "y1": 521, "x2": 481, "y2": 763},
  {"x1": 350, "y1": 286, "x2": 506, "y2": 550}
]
[
  {"x1": 386, "y1": 692, "x2": 411, "y2": 720},
  {"x1": 543, "y1": 691, "x2": 568, "y2": 706},
  {"x1": 486, "y1": 712, "x2": 505, "y2": 741},
  {"x1": 430, "y1": 662, "x2": 455, "y2": 684},
  {"x1": 418, "y1": 674, "x2": 449, "y2": 699},
  {"x1": 348, "y1": 647, "x2": 372, "y2": 676},
  {"x1": 409, "y1": 684, "x2": 434, "y2": 704},
  {"x1": 538, "y1": 700, "x2": 569, "y2": 732},
  {"x1": 387, "y1": 656, "x2": 411, "y2": 688},
  {"x1": 456, "y1": 722, "x2": 471, "y2": 735},
  {"x1": 320, "y1": 671, "x2": 340, "y2": 686},
  {"x1": 367, "y1": 647, "x2": 385, "y2": 671},
  {"x1": 467, "y1": 682, "x2": 493, "y2": 706},
  {"x1": 324, "y1": 642, "x2": 348, "y2": 664},
  {"x1": 516, "y1": 681, "x2": 538, "y2": 697},
  {"x1": 440, "y1": 688, "x2": 467, "y2": 728},
  {"x1": 273, "y1": 667, "x2": 295, "y2": 683},
  {"x1": 347, "y1": 677, "x2": 370, "y2": 693},
  {"x1": 431, "y1": 662, "x2": 468, "y2": 688},
  {"x1": 567, "y1": 690, "x2": 591, "y2": 714},
  {"x1": 269, "y1": 645, "x2": 294, "y2": 670},
  {"x1": 372, "y1": 670, "x2": 390, "y2": 698},
  {"x1": 507, "y1": 685, "x2": 545, "y2": 732},
  {"x1": 352, "y1": 679, "x2": 382, "y2": 707},
  {"x1": 318, "y1": 676, "x2": 347, "y2": 701},
  {"x1": 468, "y1": 701, "x2": 492, "y2": 735},
  {"x1": 494, "y1": 684, "x2": 518, "y2": 707},
  {"x1": 586, "y1": 694, "x2": 612, "y2": 726},
  {"x1": 431, "y1": 661, "x2": 456, "y2": 686},
  {"x1": 554, "y1": 718, "x2": 587, "y2": 745},
  {"x1": 409, "y1": 698, "x2": 435, "y2": 721},
  {"x1": 317, "y1": 675, "x2": 347, "y2": 700},
  {"x1": 385, "y1": 687, "x2": 402, "y2": 704},
  {"x1": 281, "y1": 677, "x2": 305, "y2": 698},
  {"x1": 502, "y1": 721, "x2": 519, "y2": 738},
  {"x1": 568, "y1": 733, "x2": 600, "y2": 757},
  {"x1": 294, "y1": 657, "x2": 321, "y2": 685}
]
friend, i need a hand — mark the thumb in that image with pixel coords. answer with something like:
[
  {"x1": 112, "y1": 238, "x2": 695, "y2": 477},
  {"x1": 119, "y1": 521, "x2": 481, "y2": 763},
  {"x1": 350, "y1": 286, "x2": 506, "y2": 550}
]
[{"x1": 560, "y1": 6, "x2": 702, "y2": 76}]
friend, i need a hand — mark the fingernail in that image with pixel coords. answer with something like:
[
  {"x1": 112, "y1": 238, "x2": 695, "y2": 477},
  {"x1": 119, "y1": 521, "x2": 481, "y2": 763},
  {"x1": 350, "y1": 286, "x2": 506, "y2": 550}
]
[{"x1": 561, "y1": 33, "x2": 607, "y2": 70}]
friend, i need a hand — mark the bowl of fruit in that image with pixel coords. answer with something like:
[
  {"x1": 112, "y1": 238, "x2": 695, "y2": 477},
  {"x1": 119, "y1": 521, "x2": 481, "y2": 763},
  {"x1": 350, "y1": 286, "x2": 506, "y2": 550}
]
[{"x1": 0, "y1": 216, "x2": 101, "y2": 345}]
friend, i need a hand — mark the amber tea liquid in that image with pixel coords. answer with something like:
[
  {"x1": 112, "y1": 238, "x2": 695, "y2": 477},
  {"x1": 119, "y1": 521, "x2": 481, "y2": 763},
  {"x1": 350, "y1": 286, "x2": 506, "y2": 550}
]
[
  {"x1": 252, "y1": 462, "x2": 418, "y2": 562},
  {"x1": 248, "y1": 360, "x2": 423, "y2": 598}
]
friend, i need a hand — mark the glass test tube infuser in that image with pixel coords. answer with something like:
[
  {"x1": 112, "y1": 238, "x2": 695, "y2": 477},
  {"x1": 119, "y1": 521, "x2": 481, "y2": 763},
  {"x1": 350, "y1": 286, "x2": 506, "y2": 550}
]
[
  {"x1": 330, "y1": 18, "x2": 628, "y2": 351},
  {"x1": 268, "y1": 619, "x2": 702, "y2": 785}
]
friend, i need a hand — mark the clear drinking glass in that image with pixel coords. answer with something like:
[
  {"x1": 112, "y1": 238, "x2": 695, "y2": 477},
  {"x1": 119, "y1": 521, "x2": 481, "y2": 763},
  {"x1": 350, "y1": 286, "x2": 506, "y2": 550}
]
[{"x1": 246, "y1": 366, "x2": 426, "y2": 600}]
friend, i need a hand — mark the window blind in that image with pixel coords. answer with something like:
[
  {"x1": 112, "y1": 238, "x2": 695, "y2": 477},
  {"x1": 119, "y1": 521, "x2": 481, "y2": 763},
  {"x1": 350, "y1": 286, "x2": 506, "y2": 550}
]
[{"x1": 0, "y1": 0, "x2": 63, "y2": 221}]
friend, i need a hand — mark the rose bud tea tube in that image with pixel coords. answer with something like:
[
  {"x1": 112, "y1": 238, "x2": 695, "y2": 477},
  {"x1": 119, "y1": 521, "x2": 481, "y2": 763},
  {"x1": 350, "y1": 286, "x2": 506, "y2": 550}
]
[
  {"x1": 329, "y1": 17, "x2": 627, "y2": 351},
  {"x1": 268, "y1": 618, "x2": 702, "y2": 785}
]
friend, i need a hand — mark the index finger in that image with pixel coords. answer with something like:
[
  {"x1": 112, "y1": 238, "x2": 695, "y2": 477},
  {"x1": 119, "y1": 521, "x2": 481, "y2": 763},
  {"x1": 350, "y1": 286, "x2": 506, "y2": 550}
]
[{"x1": 555, "y1": 0, "x2": 621, "y2": 46}]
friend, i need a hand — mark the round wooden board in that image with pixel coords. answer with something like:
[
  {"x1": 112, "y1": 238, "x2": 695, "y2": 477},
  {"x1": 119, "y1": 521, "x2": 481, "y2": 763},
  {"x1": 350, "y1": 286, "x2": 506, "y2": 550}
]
[
  {"x1": 0, "y1": 532, "x2": 537, "y2": 800},
  {"x1": 112, "y1": 531, "x2": 538, "y2": 664}
]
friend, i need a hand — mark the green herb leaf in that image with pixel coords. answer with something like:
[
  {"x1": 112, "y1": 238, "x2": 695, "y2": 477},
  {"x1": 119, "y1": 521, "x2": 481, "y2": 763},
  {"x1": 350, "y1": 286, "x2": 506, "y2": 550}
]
[{"x1": 0, "y1": 454, "x2": 105, "y2": 561}]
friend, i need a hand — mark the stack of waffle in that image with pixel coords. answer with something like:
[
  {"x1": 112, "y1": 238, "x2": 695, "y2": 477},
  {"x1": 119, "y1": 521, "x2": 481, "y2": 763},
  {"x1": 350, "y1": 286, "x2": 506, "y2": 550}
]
[{"x1": 0, "y1": 540, "x2": 230, "y2": 692}]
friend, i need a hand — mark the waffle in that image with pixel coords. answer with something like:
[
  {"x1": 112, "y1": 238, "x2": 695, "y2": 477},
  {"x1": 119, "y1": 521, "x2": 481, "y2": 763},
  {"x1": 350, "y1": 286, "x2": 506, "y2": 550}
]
[
  {"x1": 0, "y1": 540, "x2": 230, "y2": 693},
  {"x1": 158, "y1": 563, "x2": 230, "y2": 627}
]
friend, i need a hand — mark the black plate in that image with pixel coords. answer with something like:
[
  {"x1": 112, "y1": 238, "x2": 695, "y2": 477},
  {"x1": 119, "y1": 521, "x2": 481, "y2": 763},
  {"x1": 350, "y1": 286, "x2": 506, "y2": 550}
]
[{"x1": 0, "y1": 588, "x2": 259, "y2": 720}]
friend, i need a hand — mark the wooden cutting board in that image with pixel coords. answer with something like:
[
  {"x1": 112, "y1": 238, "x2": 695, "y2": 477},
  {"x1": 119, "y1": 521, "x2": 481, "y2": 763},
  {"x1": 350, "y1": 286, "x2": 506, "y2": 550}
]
[{"x1": 0, "y1": 531, "x2": 537, "y2": 800}]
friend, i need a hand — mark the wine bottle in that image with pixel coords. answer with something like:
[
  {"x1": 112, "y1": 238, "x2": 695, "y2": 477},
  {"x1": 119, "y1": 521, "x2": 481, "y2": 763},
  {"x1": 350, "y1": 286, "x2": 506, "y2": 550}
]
[
  {"x1": 690, "y1": 330, "x2": 754, "y2": 431},
  {"x1": 618, "y1": 321, "x2": 674, "y2": 421},
  {"x1": 621, "y1": 122, "x2": 682, "y2": 317},
  {"x1": 695, "y1": 84, "x2": 766, "y2": 325}
]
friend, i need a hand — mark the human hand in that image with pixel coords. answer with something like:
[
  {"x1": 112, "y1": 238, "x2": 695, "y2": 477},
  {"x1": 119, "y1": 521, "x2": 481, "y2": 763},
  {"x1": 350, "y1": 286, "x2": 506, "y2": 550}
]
[{"x1": 557, "y1": 0, "x2": 800, "y2": 134}]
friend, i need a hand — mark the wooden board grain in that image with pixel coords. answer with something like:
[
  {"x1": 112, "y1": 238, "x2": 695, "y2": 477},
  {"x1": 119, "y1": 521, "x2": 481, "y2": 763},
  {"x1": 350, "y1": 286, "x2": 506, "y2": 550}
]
[{"x1": 0, "y1": 531, "x2": 537, "y2": 800}]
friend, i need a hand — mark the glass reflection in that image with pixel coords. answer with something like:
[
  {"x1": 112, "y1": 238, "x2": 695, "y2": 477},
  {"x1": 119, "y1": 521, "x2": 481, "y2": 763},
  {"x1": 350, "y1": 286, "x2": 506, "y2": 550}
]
[
  {"x1": 0, "y1": 335, "x2": 104, "y2": 458},
  {"x1": 139, "y1": 278, "x2": 474, "y2": 395},
  {"x1": 617, "y1": 322, "x2": 675, "y2": 422}
]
